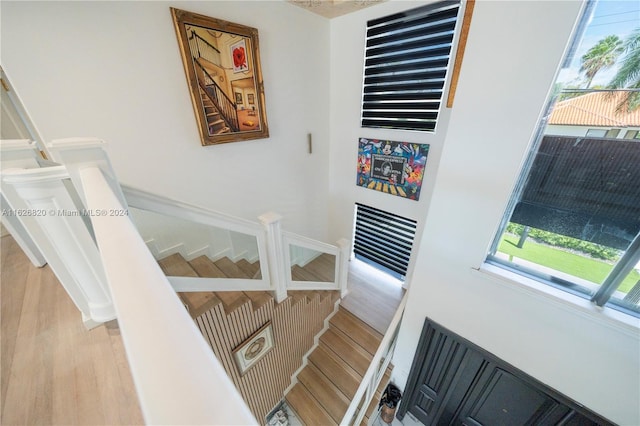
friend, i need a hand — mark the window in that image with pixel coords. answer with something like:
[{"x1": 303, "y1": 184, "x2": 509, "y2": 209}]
[
  {"x1": 487, "y1": 0, "x2": 640, "y2": 317},
  {"x1": 353, "y1": 203, "x2": 417, "y2": 280},
  {"x1": 586, "y1": 128, "x2": 607, "y2": 137},
  {"x1": 361, "y1": 0, "x2": 460, "y2": 132}
]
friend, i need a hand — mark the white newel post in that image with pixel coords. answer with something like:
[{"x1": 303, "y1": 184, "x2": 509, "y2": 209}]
[
  {"x1": 0, "y1": 139, "x2": 47, "y2": 266},
  {"x1": 2, "y1": 167, "x2": 115, "y2": 326},
  {"x1": 259, "y1": 212, "x2": 287, "y2": 303},
  {"x1": 46, "y1": 138, "x2": 128, "y2": 209},
  {"x1": 336, "y1": 238, "x2": 350, "y2": 298}
]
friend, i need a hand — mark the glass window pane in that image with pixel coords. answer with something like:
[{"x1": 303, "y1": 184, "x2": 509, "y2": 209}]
[
  {"x1": 610, "y1": 266, "x2": 640, "y2": 314},
  {"x1": 488, "y1": 0, "x2": 640, "y2": 312}
]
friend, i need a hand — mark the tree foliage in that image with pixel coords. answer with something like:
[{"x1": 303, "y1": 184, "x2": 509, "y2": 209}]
[
  {"x1": 580, "y1": 35, "x2": 623, "y2": 88},
  {"x1": 607, "y1": 27, "x2": 640, "y2": 112}
]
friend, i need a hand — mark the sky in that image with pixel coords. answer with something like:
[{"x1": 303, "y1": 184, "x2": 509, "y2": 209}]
[{"x1": 558, "y1": 0, "x2": 639, "y2": 87}]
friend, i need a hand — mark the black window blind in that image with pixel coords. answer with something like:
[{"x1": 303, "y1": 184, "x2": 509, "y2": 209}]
[
  {"x1": 361, "y1": 1, "x2": 460, "y2": 132},
  {"x1": 354, "y1": 203, "x2": 417, "y2": 279}
]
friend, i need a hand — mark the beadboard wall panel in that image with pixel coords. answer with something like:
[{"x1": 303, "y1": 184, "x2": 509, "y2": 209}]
[{"x1": 194, "y1": 292, "x2": 338, "y2": 421}]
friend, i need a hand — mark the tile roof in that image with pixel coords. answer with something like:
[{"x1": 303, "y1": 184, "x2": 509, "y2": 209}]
[{"x1": 548, "y1": 91, "x2": 640, "y2": 127}]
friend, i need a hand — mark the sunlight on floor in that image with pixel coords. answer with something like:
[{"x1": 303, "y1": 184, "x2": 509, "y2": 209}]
[{"x1": 351, "y1": 257, "x2": 404, "y2": 288}]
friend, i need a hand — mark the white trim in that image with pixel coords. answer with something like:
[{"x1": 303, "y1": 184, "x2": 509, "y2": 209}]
[{"x1": 475, "y1": 263, "x2": 640, "y2": 337}]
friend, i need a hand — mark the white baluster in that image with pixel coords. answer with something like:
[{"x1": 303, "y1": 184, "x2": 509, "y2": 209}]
[
  {"x1": 259, "y1": 212, "x2": 287, "y2": 303},
  {"x1": 2, "y1": 167, "x2": 115, "y2": 326},
  {"x1": 1, "y1": 139, "x2": 47, "y2": 266},
  {"x1": 336, "y1": 237, "x2": 350, "y2": 298}
]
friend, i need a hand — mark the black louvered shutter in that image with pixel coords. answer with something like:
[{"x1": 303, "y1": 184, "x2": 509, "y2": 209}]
[
  {"x1": 354, "y1": 203, "x2": 417, "y2": 279},
  {"x1": 361, "y1": 1, "x2": 460, "y2": 132}
]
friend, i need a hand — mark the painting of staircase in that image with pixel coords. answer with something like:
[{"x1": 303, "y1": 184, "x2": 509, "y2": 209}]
[{"x1": 199, "y1": 87, "x2": 231, "y2": 136}]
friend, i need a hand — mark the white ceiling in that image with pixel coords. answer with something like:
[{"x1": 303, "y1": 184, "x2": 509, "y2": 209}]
[{"x1": 287, "y1": 0, "x2": 387, "y2": 19}]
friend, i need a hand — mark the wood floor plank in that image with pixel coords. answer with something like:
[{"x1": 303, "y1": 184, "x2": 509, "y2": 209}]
[
  {"x1": 340, "y1": 259, "x2": 405, "y2": 334},
  {"x1": 1, "y1": 235, "x2": 30, "y2": 412},
  {"x1": 0, "y1": 235, "x2": 143, "y2": 425}
]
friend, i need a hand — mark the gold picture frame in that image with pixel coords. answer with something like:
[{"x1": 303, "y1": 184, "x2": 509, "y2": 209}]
[
  {"x1": 171, "y1": 8, "x2": 269, "y2": 146},
  {"x1": 232, "y1": 322, "x2": 274, "y2": 376}
]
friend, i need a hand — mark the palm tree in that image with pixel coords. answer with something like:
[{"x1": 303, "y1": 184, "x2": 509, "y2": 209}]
[
  {"x1": 580, "y1": 35, "x2": 623, "y2": 88},
  {"x1": 608, "y1": 27, "x2": 640, "y2": 112}
]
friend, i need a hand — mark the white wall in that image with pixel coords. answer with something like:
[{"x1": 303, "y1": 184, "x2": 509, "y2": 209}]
[
  {"x1": 0, "y1": 1, "x2": 331, "y2": 240},
  {"x1": 328, "y1": 0, "x2": 449, "y2": 285},
  {"x1": 330, "y1": 1, "x2": 639, "y2": 425}
]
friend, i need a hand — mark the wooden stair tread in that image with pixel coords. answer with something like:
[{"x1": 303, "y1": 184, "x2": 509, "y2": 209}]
[
  {"x1": 309, "y1": 344, "x2": 361, "y2": 399},
  {"x1": 214, "y1": 257, "x2": 250, "y2": 278},
  {"x1": 215, "y1": 291, "x2": 250, "y2": 313},
  {"x1": 330, "y1": 307, "x2": 382, "y2": 356},
  {"x1": 289, "y1": 291, "x2": 320, "y2": 306},
  {"x1": 286, "y1": 383, "x2": 337, "y2": 426},
  {"x1": 158, "y1": 253, "x2": 198, "y2": 277},
  {"x1": 291, "y1": 265, "x2": 322, "y2": 282},
  {"x1": 243, "y1": 291, "x2": 272, "y2": 311},
  {"x1": 188, "y1": 256, "x2": 226, "y2": 278},
  {"x1": 178, "y1": 292, "x2": 221, "y2": 318},
  {"x1": 303, "y1": 253, "x2": 336, "y2": 282},
  {"x1": 320, "y1": 327, "x2": 373, "y2": 376},
  {"x1": 297, "y1": 363, "x2": 349, "y2": 423},
  {"x1": 236, "y1": 259, "x2": 261, "y2": 279}
]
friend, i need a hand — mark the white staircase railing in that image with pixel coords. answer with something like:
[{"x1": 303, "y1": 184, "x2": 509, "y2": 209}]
[
  {"x1": 341, "y1": 292, "x2": 408, "y2": 426},
  {"x1": 1, "y1": 140, "x2": 115, "y2": 327},
  {"x1": 283, "y1": 231, "x2": 350, "y2": 298},
  {"x1": 1, "y1": 137, "x2": 353, "y2": 423},
  {"x1": 78, "y1": 165, "x2": 257, "y2": 424}
]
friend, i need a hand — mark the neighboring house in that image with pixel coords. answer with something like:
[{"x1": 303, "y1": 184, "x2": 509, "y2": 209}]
[{"x1": 546, "y1": 91, "x2": 640, "y2": 139}]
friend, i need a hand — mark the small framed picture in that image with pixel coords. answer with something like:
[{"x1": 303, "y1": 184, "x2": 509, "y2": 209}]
[{"x1": 232, "y1": 322, "x2": 274, "y2": 375}]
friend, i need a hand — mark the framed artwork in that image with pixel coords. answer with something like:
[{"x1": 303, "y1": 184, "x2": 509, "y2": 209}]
[
  {"x1": 232, "y1": 322, "x2": 274, "y2": 375},
  {"x1": 171, "y1": 8, "x2": 269, "y2": 146},
  {"x1": 247, "y1": 93, "x2": 255, "y2": 105},
  {"x1": 230, "y1": 39, "x2": 249, "y2": 73},
  {"x1": 357, "y1": 138, "x2": 429, "y2": 201}
]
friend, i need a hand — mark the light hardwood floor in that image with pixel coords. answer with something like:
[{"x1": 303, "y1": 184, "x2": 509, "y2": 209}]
[
  {"x1": 1, "y1": 235, "x2": 143, "y2": 425},
  {"x1": 1, "y1": 235, "x2": 403, "y2": 425},
  {"x1": 341, "y1": 258, "x2": 405, "y2": 335}
]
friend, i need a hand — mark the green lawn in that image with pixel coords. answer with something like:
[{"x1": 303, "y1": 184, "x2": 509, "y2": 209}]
[{"x1": 498, "y1": 234, "x2": 639, "y2": 294}]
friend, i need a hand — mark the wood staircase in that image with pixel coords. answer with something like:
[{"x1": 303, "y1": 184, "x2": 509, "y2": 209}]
[
  {"x1": 199, "y1": 87, "x2": 231, "y2": 135},
  {"x1": 286, "y1": 307, "x2": 392, "y2": 426},
  {"x1": 158, "y1": 253, "x2": 273, "y2": 316},
  {"x1": 158, "y1": 253, "x2": 392, "y2": 425}
]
